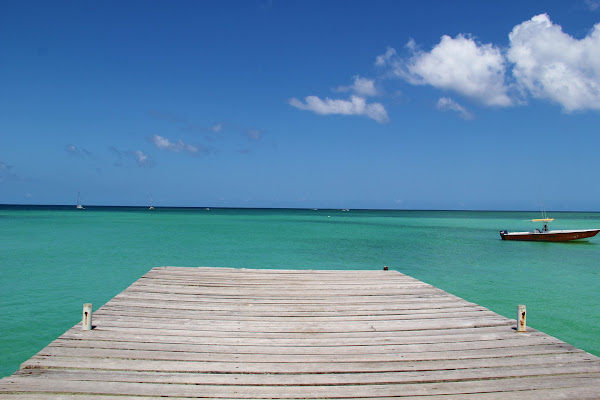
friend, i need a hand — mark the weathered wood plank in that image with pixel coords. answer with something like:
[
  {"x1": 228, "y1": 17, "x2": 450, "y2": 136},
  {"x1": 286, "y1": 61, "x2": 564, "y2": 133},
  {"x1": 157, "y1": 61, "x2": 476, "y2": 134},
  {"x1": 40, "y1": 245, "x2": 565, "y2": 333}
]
[
  {"x1": 16, "y1": 361, "x2": 600, "y2": 383},
  {"x1": 78, "y1": 315, "x2": 514, "y2": 331},
  {"x1": 52, "y1": 329, "x2": 556, "y2": 348},
  {"x1": 1, "y1": 389, "x2": 600, "y2": 400},
  {"x1": 111, "y1": 293, "x2": 461, "y2": 305},
  {"x1": 111, "y1": 291, "x2": 473, "y2": 307},
  {"x1": 37, "y1": 336, "x2": 577, "y2": 360},
  {"x1": 123, "y1": 285, "x2": 455, "y2": 298},
  {"x1": 137, "y1": 272, "x2": 430, "y2": 284},
  {"x1": 56, "y1": 318, "x2": 512, "y2": 336},
  {"x1": 20, "y1": 351, "x2": 595, "y2": 373},
  {"x1": 133, "y1": 279, "x2": 432, "y2": 290},
  {"x1": 2, "y1": 375, "x2": 600, "y2": 398},
  {"x1": 55, "y1": 325, "x2": 538, "y2": 347},
  {"x1": 100, "y1": 303, "x2": 481, "y2": 317},
  {"x1": 91, "y1": 308, "x2": 499, "y2": 322},
  {"x1": 2, "y1": 266, "x2": 600, "y2": 399}
]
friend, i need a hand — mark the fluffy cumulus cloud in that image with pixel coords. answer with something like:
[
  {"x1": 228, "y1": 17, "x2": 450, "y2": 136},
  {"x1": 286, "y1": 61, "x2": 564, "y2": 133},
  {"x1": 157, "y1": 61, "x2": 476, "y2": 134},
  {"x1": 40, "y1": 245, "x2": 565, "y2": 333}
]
[
  {"x1": 507, "y1": 14, "x2": 600, "y2": 112},
  {"x1": 336, "y1": 76, "x2": 379, "y2": 97},
  {"x1": 375, "y1": 14, "x2": 600, "y2": 113},
  {"x1": 290, "y1": 74, "x2": 388, "y2": 123},
  {"x1": 352, "y1": 77, "x2": 379, "y2": 97},
  {"x1": 292, "y1": 13, "x2": 600, "y2": 121},
  {"x1": 436, "y1": 97, "x2": 474, "y2": 120},
  {"x1": 399, "y1": 35, "x2": 511, "y2": 107},
  {"x1": 151, "y1": 135, "x2": 199, "y2": 153},
  {"x1": 289, "y1": 95, "x2": 389, "y2": 124}
]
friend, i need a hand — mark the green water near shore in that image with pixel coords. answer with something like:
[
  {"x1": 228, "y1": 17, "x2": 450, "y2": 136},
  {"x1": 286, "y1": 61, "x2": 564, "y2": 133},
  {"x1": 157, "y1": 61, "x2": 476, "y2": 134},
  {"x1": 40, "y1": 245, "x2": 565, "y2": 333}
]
[{"x1": 1, "y1": 206, "x2": 599, "y2": 377}]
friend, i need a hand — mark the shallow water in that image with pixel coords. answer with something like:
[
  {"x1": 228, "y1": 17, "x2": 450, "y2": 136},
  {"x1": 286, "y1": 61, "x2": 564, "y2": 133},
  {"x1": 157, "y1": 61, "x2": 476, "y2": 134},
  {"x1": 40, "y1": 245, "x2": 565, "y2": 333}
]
[{"x1": 1, "y1": 206, "x2": 599, "y2": 377}]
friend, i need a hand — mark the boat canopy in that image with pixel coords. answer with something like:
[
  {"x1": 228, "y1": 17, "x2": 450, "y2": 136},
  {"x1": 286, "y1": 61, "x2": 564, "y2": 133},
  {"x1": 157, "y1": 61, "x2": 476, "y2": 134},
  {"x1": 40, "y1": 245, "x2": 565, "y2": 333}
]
[{"x1": 531, "y1": 218, "x2": 554, "y2": 222}]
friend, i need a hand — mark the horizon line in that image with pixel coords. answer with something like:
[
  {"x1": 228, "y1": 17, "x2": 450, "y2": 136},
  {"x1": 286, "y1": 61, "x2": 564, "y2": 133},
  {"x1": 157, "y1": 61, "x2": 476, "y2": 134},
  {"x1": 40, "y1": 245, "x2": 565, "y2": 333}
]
[{"x1": 1, "y1": 203, "x2": 599, "y2": 213}]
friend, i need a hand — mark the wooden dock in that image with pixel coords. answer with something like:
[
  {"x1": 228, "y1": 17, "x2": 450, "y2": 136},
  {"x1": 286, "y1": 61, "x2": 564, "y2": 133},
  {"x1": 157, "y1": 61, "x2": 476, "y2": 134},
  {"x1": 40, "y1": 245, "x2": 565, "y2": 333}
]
[{"x1": 2, "y1": 266, "x2": 600, "y2": 399}]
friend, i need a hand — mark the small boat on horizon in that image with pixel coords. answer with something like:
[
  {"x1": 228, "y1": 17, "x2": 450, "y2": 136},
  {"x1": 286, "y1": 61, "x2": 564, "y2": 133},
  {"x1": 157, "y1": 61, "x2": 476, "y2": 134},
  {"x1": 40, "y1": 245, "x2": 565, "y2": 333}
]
[
  {"x1": 149, "y1": 196, "x2": 154, "y2": 210},
  {"x1": 500, "y1": 216, "x2": 599, "y2": 242},
  {"x1": 76, "y1": 192, "x2": 84, "y2": 210}
]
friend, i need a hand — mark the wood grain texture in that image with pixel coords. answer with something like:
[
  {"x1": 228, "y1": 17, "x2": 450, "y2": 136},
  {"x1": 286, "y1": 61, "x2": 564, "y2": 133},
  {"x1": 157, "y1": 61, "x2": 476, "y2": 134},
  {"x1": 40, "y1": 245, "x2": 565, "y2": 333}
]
[{"x1": 2, "y1": 266, "x2": 600, "y2": 399}]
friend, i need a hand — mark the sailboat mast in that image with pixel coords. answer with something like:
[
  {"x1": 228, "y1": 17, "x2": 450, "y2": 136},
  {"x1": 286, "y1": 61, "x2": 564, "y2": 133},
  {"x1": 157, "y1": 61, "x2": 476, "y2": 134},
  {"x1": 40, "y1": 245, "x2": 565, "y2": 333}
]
[{"x1": 76, "y1": 192, "x2": 84, "y2": 209}]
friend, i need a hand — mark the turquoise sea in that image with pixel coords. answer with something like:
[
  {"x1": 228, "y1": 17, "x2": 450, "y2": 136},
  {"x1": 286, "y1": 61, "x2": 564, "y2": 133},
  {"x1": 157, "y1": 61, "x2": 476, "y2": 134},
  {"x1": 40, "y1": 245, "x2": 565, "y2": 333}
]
[{"x1": 1, "y1": 206, "x2": 599, "y2": 378}]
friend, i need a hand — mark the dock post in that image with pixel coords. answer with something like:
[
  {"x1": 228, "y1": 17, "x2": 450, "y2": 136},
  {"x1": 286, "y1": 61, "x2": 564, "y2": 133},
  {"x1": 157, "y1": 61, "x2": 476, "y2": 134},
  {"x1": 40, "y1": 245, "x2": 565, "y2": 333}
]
[
  {"x1": 517, "y1": 305, "x2": 526, "y2": 332},
  {"x1": 82, "y1": 303, "x2": 93, "y2": 331}
]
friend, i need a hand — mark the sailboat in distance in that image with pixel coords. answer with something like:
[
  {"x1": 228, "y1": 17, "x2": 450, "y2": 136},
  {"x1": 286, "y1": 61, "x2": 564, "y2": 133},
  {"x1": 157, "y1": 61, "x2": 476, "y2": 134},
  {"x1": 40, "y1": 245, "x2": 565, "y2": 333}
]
[
  {"x1": 76, "y1": 192, "x2": 84, "y2": 210},
  {"x1": 149, "y1": 195, "x2": 154, "y2": 210}
]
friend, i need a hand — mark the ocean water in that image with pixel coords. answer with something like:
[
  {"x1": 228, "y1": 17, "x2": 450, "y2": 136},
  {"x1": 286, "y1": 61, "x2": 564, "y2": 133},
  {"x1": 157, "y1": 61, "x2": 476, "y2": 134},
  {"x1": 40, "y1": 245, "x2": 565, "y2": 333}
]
[{"x1": 1, "y1": 206, "x2": 599, "y2": 378}]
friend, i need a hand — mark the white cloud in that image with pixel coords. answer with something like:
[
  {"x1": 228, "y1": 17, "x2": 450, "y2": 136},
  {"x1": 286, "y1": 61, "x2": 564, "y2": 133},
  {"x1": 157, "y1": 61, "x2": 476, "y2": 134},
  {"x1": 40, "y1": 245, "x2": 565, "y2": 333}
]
[
  {"x1": 289, "y1": 95, "x2": 389, "y2": 123},
  {"x1": 151, "y1": 135, "x2": 198, "y2": 153},
  {"x1": 400, "y1": 35, "x2": 511, "y2": 107},
  {"x1": 375, "y1": 14, "x2": 600, "y2": 113},
  {"x1": 436, "y1": 97, "x2": 474, "y2": 119},
  {"x1": 211, "y1": 123, "x2": 223, "y2": 133},
  {"x1": 375, "y1": 46, "x2": 397, "y2": 67},
  {"x1": 336, "y1": 76, "x2": 379, "y2": 97},
  {"x1": 353, "y1": 77, "x2": 378, "y2": 96},
  {"x1": 134, "y1": 150, "x2": 155, "y2": 167},
  {"x1": 507, "y1": 13, "x2": 600, "y2": 112}
]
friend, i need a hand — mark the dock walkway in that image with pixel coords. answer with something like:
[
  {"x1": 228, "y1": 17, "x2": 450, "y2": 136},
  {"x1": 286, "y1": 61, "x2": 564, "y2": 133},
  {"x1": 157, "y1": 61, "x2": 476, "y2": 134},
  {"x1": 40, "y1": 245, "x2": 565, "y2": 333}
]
[{"x1": 2, "y1": 266, "x2": 600, "y2": 399}]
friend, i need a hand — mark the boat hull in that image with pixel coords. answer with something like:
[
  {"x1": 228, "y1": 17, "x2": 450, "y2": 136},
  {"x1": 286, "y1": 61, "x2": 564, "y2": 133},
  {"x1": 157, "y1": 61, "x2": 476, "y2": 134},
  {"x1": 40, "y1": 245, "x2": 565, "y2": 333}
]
[{"x1": 500, "y1": 229, "x2": 600, "y2": 242}]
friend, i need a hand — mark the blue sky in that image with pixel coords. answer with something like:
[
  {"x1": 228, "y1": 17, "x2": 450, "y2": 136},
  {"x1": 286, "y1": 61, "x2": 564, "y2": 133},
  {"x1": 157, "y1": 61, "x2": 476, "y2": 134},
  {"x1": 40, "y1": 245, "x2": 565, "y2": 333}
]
[{"x1": 2, "y1": 0, "x2": 600, "y2": 210}]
